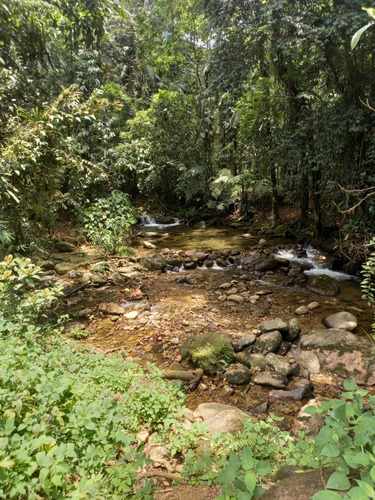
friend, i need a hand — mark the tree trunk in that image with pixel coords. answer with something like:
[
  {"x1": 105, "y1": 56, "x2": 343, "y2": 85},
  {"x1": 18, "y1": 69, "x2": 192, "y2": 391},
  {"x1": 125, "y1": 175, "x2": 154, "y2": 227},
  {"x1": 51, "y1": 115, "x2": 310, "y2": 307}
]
[{"x1": 270, "y1": 164, "x2": 279, "y2": 225}]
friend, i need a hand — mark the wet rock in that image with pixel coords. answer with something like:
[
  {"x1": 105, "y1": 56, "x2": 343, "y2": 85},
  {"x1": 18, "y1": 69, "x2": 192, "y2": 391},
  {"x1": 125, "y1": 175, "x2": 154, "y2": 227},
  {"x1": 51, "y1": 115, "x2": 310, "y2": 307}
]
[
  {"x1": 259, "y1": 318, "x2": 288, "y2": 333},
  {"x1": 224, "y1": 364, "x2": 251, "y2": 385},
  {"x1": 227, "y1": 294, "x2": 244, "y2": 303},
  {"x1": 242, "y1": 253, "x2": 278, "y2": 272},
  {"x1": 288, "y1": 267, "x2": 303, "y2": 278},
  {"x1": 140, "y1": 253, "x2": 167, "y2": 271},
  {"x1": 193, "y1": 403, "x2": 250, "y2": 435},
  {"x1": 306, "y1": 275, "x2": 340, "y2": 296},
  {"x1": 99, "y1": 302, "x2": 125, "y2": 315},
  {"x1": 268, "y1": 380, "x2": 313, "y2": 401},
  {"x1": 252, "y1": 330, "x2": 282, "y2": 354},
  {"x1": 184, "y1": 261, "x2": 197, "y2": 270},
  {"x1": 252, "y1": 371, "x2": 288, "y2": 389},
  {"x1": 300, "y1": 328, "x2": 375, "y2": 384},
  {"x1": 307, "y1": 301, "x2": 320, "y2": 310},
  {"x1": 264, "y1": 353, "x2": 293, "y2": 377},
  {"x1": 260, "y1": 469, "x2": 337, "y2": 500},
  {"x1": 286, "y1": 318, "x2": 301, "y2": 341},
  {"x1": 292, "y1": 399, "x2": 325, "y2": 437},
  {"x1": 215, "y1": 258, "x2": 228, "y2": 267},
  {"x1": 153, "y1": 215, "x2": 176, "y2": 225},
  {"x1": 323, "y1": 311, "x2": 358, "y2": 331},
  {"x1": 143, "y1": 240, "x2": 156, "y2": 249},
  {"x1": 195, "y1": 252, "x2": 209, "y2": 261},
  {"x1": 294, "y1": 351, "x2": 320, "y2": 374},
  {"x1": 180, "y1": 333, "x2": 235, "y2": 375},
  {"x1": 233, "y1": 334, "x2": 256, "y2": 352},
  {"x1": 295, "y1": 305, "x2": 309, "y2": 316},
  {"x1": 54, "y1": 240, "x2": 75, "y2": 252}
]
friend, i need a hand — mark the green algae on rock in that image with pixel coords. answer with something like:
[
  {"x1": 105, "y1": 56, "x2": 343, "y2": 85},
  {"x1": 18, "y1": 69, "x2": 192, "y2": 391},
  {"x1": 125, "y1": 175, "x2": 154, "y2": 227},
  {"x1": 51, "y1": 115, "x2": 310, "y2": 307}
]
[{"x1": 181, "y1": 333, "x2": 235, "y2": 375}]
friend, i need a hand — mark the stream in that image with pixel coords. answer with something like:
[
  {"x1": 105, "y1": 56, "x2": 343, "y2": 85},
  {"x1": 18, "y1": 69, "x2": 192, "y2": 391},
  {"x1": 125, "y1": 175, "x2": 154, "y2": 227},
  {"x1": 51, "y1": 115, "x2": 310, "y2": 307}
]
[{"x1": 59, "y1": 217, "x2": 374, "y2": 429}]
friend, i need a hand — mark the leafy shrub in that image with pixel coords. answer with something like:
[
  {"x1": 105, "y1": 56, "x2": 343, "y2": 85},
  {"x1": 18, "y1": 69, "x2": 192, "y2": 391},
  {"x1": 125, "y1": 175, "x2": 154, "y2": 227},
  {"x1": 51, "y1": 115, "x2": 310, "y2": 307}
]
[
  {"x1": 83, "y1": 190, "x2": 138, "y2": 253},
  {"x1": 0, "y1": 255, "x2": 62, "y2": 338},
  {"x1": 306, "y1": 379, "x2": 375, "y2": 500}
]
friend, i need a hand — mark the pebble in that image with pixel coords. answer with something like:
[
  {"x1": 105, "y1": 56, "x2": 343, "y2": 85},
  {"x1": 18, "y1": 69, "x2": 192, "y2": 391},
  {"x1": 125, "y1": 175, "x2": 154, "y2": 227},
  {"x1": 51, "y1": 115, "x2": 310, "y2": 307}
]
[
  {"x1": 295, "y1": 305, "x2": 309, "y2": 315},
  {"x1": 307, "y1": 301, "x2": 320, "y2": 310},
  {"x1": 124, "y1": 311, "x2": 139, "y2": 320}
]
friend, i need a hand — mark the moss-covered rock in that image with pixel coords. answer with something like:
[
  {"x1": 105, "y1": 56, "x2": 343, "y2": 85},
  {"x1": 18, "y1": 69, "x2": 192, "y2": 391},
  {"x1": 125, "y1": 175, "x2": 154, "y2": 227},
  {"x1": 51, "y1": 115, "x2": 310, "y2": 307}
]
[{"x1": 180, "y1": 333, "x2": 235, "y2": 375}]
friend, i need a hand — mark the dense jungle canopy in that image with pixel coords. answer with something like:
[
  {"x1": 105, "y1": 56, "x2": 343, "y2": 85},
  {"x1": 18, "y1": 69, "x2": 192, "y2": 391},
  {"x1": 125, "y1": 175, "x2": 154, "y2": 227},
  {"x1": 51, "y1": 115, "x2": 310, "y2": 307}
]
[{"x1": 1, "y1": 0, "x2": 375, "y2": 256}]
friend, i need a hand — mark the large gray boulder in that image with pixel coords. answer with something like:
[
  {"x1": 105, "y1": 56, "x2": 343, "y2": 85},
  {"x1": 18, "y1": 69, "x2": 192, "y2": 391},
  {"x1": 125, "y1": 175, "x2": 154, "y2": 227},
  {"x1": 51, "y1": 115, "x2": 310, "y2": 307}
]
[
  {"x1": 323, "y1": 311, "x2": 358, "y2": 331},
  {"x1": 242, "y1": 253, "x2": 278, "y2": 272},
  {"x1": 300, "y1": 328, "x2": 375, "y2": 385},
  {"x1": 140, "y1": 253, "x2": 167, "y2": 271},
  {"x1": 193, "y1": 403, "x2": 250, "y2": 435}
]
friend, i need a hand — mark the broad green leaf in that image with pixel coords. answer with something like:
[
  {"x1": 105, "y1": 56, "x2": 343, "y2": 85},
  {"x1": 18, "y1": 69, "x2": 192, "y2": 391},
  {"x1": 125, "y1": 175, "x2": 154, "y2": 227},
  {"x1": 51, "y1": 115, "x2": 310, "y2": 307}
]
[
  {"x1": 343, "y1": 379, "x2": 357, "y2": 391},
  {"x1": 321, "y1": 443, "x2": 340, "y2": 458},
  {"x1": 351, "y1": 23, "x2": 373, "y2": 50},
  {"x1": 326, "y1": 471, "x2": 351, "y2": 491},
  {"x1": 216, "y1": 464, "x2": 238, "y2": 484},
  {"x1": 0, "y1": 457, "x2": 15, "y2": 469},
  {"x1": 244, "y1": 472, "x2": 257, "y2": 494},
  {"x1": 311, "y1": 491, "x2": 344, "y2": 500},
  {"x1": 241, "y1": 447, "x2": 254, "y2": 470}
]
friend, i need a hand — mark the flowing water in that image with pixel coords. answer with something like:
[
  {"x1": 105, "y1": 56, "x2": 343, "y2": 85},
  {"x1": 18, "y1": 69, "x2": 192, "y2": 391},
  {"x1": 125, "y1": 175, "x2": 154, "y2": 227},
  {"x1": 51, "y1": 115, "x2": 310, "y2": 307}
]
[{"x1": 67, "y1": 217, "x2": 374, "y2": 426}]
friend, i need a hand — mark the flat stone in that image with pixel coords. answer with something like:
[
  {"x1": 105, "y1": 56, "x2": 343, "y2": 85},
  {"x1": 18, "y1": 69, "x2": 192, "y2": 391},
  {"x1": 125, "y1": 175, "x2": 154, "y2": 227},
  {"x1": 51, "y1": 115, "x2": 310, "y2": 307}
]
[
  {"x1": 268, "y1": 381, "x2": 314, "y2": 401},
  {"x1": 265, "y1": 353, "x2": 293, "y2": 376},
  {"x1": 323, "y1": 311, "x2": 357, "y2": 331},
  {"x1": 252, "y1": 330, "x2": 282, "y2": 354},
  {"x1": 99, "y1": 302, "x2": 125, "y2": 315},
  {"x1": 252, "y1": 371, "x2": 288, "y2": 389},
  {"x1": 193, "y1": 403, "x2": 250, "y2": 435},
  {"x1": 307, "y1": 301, "x2": 320, "y2": 310},
  {"x1": 259, "y1": 319, "x2": 288, "y2": 333},
  {"x1": 295, "y1": 305, "x2": 309, "y2": 316},
  {"x1": 124, "y1": 311, "x2": 139, "y2": 320},
  {"x1": 224, "y1": 364, "x2": 251, "y2": 385},
  {"x1": 242, "y1": 253, "x2": 278, "y2": 272},
  {"x1": 227, "y1": 294, "x2": 245, "y2": 303},
  {"x1": 143, "y1": 240, "x2": 157, "y2": 249},
  {"x1": 140, "y1": 253, "x2": 167, "y2": 271},
  {"x1": 54, "y1": 240, "x2": 75, "y2": 252},
  {"x1": 64, "y1": 321, "x2": 86, "y2": 333}
]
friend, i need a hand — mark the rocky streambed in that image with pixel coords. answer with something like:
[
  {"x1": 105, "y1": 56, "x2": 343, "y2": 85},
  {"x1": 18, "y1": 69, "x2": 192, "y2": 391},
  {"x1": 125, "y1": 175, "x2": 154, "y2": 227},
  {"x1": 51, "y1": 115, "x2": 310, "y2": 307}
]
[{"x1": 35, "y1": 227, "x2": 375, "y2": 432}]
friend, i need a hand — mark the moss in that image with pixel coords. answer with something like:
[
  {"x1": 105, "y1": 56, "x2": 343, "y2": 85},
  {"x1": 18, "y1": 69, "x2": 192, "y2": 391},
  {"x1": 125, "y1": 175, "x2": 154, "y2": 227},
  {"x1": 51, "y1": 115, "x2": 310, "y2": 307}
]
[{"x1": 181, "y1": 333, "x2": 235, "y2": 375}]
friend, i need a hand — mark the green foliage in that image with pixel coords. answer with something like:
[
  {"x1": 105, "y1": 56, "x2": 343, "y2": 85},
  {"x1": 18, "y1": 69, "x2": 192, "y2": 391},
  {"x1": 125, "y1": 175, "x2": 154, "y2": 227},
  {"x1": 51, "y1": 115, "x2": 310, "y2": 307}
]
[
  {"x1": 361, "y1": 237, "x2": 375, "y2": 336},
  {"x1": 83, "y1": 190, "x2": 138, "y2": 253},
  {"x1": 0, "y1": 255, "x2": 62, "y2": 337},
  {"x1": 306, "y1": 379, "x2": 375, "y2": 499}
]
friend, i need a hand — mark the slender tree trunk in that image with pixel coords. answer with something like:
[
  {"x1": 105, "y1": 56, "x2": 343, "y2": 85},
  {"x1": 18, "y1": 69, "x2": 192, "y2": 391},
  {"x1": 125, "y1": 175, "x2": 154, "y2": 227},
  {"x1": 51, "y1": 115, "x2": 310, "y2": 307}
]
[
  {"x1": 311, "y1": 168, "x2": 322, "y2": 237},
  {"x1": 299, "y1": 168, "x2": 309, "y2": 228},
  {"x1": 270, "y1": 164, "x2": 279, "y2": 225}
]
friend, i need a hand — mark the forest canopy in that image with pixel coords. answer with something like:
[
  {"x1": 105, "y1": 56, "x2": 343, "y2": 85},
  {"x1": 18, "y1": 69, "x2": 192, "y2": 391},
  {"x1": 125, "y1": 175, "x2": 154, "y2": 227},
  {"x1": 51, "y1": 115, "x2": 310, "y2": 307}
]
[{"x1": 1, "y1": 0, "x2": 375, "y2": 254}]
